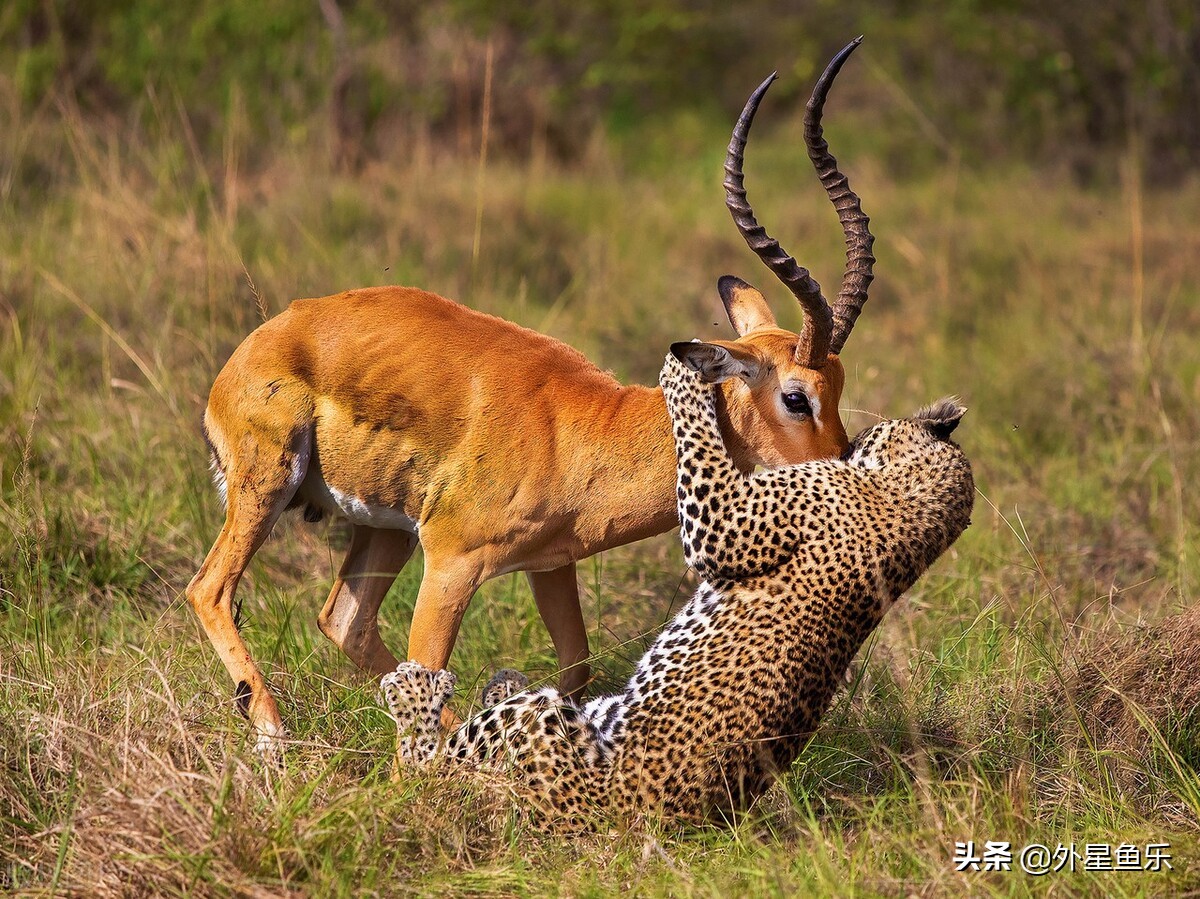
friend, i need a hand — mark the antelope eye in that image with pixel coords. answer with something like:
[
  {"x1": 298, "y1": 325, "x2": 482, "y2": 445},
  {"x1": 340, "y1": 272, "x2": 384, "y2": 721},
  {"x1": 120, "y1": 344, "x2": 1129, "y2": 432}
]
[{"x1": 782, "y1": 391, "x2": 811, "y2": 416}]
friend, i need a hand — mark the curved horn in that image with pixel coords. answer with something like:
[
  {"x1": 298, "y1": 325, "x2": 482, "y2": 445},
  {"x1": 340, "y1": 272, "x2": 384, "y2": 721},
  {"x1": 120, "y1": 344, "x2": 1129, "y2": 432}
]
[
  {"x1": 805, "y1": 37, "x2": 875, "y2": 356},
  {"x1": 724, "y1": 74, "x2": 833, "y2": 367}
]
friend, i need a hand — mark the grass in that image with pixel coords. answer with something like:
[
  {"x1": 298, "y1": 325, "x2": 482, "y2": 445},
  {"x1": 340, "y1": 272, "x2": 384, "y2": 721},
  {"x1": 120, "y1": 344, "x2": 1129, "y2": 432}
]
[{"x1": 1, "y1": 80, "x2": 1199, "y2": 896}]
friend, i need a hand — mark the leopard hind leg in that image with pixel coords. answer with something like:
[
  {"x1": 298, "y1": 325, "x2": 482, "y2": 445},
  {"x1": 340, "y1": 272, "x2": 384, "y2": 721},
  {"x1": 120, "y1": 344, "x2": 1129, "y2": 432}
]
[{"x1": 381, "y1": 661, "x2": 457, "y2": 764}]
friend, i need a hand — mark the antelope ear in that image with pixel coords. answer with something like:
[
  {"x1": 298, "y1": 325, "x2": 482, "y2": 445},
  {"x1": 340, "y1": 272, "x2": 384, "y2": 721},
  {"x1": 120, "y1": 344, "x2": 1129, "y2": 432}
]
[
  {"x1": 670, "y1": 340, "x2": 763, "y2": 384},
  {"x1": 913, "y1": 396, "x2": 967, "y2": 440},
  {"x1": 718, "y1": 275, "x2": 776, "y2": 336}
]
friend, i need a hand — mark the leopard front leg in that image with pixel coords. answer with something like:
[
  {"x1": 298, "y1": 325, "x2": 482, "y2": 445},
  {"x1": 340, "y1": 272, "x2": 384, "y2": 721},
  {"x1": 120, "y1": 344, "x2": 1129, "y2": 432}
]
[
  {"x1": 659, "y1": 351, "x2": 797, "y2": 579},
  {"x1": 381, "y1": 661, "x2": 458, "y2": 764}
]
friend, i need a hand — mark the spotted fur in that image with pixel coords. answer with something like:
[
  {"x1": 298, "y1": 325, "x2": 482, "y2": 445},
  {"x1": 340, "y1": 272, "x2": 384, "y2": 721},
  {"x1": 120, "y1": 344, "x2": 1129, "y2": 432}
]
[{"x1": 381, "y1": 353, "x2": 974, "y2": 823}]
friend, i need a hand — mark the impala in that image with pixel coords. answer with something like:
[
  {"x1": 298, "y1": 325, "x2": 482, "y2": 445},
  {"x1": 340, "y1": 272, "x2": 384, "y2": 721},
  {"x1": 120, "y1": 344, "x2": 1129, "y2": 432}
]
[{"x1": 187, "y1": 39, "x2": 875, "y2": 748}]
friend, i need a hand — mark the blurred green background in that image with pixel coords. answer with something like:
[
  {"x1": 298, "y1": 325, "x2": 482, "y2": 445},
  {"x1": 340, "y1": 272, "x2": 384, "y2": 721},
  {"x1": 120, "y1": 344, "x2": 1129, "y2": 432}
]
[{"x1": 6, "y1": 0, "x2": 1199, "y2": 179}]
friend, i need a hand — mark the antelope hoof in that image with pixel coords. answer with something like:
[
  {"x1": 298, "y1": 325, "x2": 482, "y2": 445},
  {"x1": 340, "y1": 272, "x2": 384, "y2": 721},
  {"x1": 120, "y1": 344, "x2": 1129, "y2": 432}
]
[{"x1": 253, "y1": 719, "x2": 287, "y2": 767}]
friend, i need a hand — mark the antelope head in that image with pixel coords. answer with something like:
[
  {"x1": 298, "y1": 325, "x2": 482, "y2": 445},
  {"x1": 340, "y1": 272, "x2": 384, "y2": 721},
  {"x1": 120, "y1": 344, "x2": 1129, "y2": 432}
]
[{"x1": 673, "y1": 38, "x2": 876, "y2": 470}]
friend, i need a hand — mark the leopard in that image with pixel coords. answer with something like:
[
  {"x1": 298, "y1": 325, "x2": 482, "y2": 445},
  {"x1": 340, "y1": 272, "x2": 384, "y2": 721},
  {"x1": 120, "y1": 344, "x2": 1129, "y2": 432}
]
[{"x1": 380, "y1": 348, "x2": 975, "y2": 824}]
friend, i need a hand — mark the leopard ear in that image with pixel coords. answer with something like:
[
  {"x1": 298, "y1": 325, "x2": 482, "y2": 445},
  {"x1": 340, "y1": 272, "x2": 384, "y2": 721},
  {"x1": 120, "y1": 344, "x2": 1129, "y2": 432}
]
[
  {"x1": 913, "y1": 396, "x2": 966, "y2": 440},
  {"x1": 670, "y1": 340, "x2": 763, "y2": 384}
]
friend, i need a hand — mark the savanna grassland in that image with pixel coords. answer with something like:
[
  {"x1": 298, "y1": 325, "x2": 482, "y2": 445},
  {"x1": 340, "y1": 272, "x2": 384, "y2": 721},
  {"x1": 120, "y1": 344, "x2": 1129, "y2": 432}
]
[{"x1": 2, "y1": 7, "x2": 1200, "y2": 896}]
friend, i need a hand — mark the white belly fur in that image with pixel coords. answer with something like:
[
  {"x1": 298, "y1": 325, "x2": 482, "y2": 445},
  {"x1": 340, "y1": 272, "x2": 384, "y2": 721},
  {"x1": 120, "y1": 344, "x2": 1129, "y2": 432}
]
[{"x1": 296, "y1": 466, "x2": 420, "y2": 532}]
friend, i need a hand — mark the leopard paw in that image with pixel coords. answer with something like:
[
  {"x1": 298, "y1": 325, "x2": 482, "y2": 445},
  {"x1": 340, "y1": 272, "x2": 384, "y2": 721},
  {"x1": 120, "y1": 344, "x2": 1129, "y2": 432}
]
[
  {"x1": 381, "y1": 661, "x2": 457, "y2": 719},
  {"x1": 482, "y1": 668, "x2": 529, "y2": 706}
]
